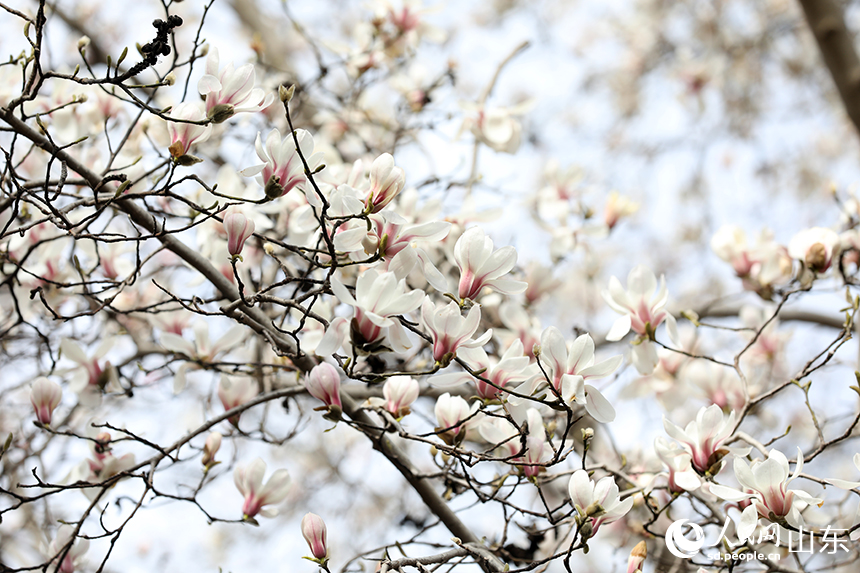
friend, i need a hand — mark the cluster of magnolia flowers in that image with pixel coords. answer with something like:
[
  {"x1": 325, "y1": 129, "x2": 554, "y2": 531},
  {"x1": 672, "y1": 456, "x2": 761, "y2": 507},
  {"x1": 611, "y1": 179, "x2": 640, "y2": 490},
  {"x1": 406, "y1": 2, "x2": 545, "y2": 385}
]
[{"x1": 711, "y1": 223, "x2": 847, "y2": 297}]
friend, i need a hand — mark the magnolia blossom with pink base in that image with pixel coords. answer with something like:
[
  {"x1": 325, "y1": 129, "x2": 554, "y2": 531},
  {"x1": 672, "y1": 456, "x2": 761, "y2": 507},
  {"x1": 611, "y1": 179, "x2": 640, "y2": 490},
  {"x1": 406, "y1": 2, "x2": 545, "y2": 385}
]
[
  {"x1": 383, "y1": 376, "x2": 419, "y2": 418},
  {"x1": 603, "y1": 265, "x2": 680, "y2": 374},
  {"x1": 568, "y1": 469, "x2": 634, "y2": 534},
  {"x1": 234, "y1": 457, "x2": 291, "y2": 519},
  {"x1": 711, "y1": 448, "x2": 823, "y2": 542},
  {"x1": 166, "y1": 102, "x2": 212, "y2": 159},
  {"x1": 364, "y1": 153, "x2": 405, "y2": 213},
  {"x1": 240, "y1": 129, "x2": 322, "y2": 200},
  {"x1": 420, "y1": 299, "x2": 492, "y2": 365},
  {"x1": 30, "y1": 377, "x2": 62, "y2": 425},
  {"x1": 663, "y1": 405, "x2": 749, "y2": 474},
  {"x1": 454, "y1": 227, "x2": 527, "y2": 301},
  {"x1": 197, "y1": 47, "x2": 274, "y2": 123}
]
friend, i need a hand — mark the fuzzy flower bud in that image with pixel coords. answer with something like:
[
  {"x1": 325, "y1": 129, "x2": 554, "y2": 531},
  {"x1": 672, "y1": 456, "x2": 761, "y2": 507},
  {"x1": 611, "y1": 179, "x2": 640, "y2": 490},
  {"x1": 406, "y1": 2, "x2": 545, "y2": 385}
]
[
  {"x1": 30, "y1": 377, "x2": 62, "y2": 426},
  {"x1": 301, "y1": 512, "x2": 328, "y2": 560}
]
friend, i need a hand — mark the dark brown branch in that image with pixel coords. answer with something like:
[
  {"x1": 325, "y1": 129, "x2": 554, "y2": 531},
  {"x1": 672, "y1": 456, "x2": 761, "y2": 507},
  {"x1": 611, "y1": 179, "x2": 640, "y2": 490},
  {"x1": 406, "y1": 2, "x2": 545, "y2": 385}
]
[{"x1": 797, "y1": 0, "x2": 860, "y2": 135}]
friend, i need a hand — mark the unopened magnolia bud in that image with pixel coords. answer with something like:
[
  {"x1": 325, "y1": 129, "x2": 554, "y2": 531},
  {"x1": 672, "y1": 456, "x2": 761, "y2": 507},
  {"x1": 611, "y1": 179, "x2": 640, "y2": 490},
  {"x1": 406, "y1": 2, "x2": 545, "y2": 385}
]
[
  {"x1": 164, "y1": 72, "x2": 177, "y2": 86},
  {"x1": 279, "y1": 84, "x2": 295, "y2": 103},
  {"x1": 263, "y1": 242, "x2": 275, "y2": 255},
  {"x1": 77, "y1": 36, "x2": 91, "y2": 50},
  {"x1": 581, "y1": 427, "x2": 594, "y2": 441},
  {"x1": 199, "y1": 44, "x2": 209, "y2": 56},
  {"x1": 76, "y1": 93, "x2": 88, "y2": 103},
  {"x1": 30, "y1": 377, "x2": 62, "y2": 426},
  {"x1": 579, "y1": 521, "x2": 593, "y2": 539},
  {"x1": 301, "y1": 513, "x2": 328, "y2": 560}
]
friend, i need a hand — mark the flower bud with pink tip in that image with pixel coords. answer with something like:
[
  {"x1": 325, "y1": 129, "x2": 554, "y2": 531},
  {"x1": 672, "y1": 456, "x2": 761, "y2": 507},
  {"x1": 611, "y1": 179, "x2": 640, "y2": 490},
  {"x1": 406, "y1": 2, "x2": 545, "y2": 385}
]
[
  {"x1": 383, "y1": 376, "x2": 419, "y2": 418},
  {"x1": 305, "y1": 363, "x2": 343, "y2": 420},
  {"x1": 364, "y1": 153, "x2": 405, "y2": 213},
  {"x1": 30, "y1": 377, "x2": 62, "y2": 426},
  {"x1": 234, "y1": 457, "x2": 291, "y2": 520},
  {"x1": 223, "y1": 210, "x2": 255, "y2": 257},
  {"x1": 301, "y1": 512, "x2": 328, "y2": 561}
]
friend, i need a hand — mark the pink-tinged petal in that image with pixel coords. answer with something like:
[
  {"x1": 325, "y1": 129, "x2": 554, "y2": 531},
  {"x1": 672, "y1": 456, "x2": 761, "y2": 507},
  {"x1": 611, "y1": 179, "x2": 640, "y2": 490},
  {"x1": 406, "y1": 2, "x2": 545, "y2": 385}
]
[
  {"x1": 205, "y1": 46, "x2": 221, "y2": 76},
  {"x1": 584, "y1": 385, "x2": 616, "y2": 423},
  {"x1": 198, "y1": 74, "x2": 222, "y2": 95},
  {"x1": 480, "y1": 246, "x2": 518, "y2": 279},
  {"x1": 710, "y1": 483, "x2": 753, "y2": 502},
  {"x1": 733, "y1": 458, "x2": 758, "y2": 492},
  {"x1": 630, "y1": 341, "x2": 658, "y2": 374},
  {"x1": 603, "y1": 276, "x2": 632, "y2": 312}
]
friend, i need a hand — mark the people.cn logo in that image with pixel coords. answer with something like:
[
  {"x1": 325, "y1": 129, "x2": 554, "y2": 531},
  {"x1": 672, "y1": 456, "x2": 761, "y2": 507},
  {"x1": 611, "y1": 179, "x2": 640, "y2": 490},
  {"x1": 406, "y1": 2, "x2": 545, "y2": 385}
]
[{"x1": 665, "y1": 519, "x2": 706, "y2": 559}]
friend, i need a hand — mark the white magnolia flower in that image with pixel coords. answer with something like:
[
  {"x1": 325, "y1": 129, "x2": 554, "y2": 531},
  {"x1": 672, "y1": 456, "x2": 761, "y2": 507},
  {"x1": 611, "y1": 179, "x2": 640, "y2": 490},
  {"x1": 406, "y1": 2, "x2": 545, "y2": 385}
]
[
  {"x1": 166, "y1": 102, "x2": 211, "y2": 160},
  {"x1": 240, "y1": 129, "x2": 323, "y2": 200},
  {"x1": 321, "y1": 269, "x2": 424, "y2": 354},
  {"x1": 654, "y1": 436, "x2": 701, "y2": 492},
  {"x1": 434, "y1": 392, "x2": 479, "y2": 444},
  {"x1": 454, "y1": 226, "x2": 527, "y2": 301},
  {"x1": 603, "y1": 265, "x2": 679, "y2": 374},
  {"x1": 534, "y1": 327, "x2": 621, "y2": 423},
  {"x1": 663, "y1": 405, "x2": 749, "y2": 474},
  {"x1": 433, "y1": 338, "x2": 533, "y2": 399},
  {"x1": 30, "y1": 377, "x2": 62, "y2": 426},
  {"x1": 197, "y1": 47, "x2": 274, "y2": 122},
  {"x1": 568, "y1": 469, "x2": 634, "y2": 534},
  {"x1": 711, "y1": 448, "x2": 823, "y2": 542},
  {"x1": 382, "y1": 376, "x2": 419, "y2": 418},
  {"x1": 234, "y1": 457, "x2": 291, "y2": 519},
  {"x1": 160, "y1": 321, "x2": 247, "y2": 393},
  {"x1": 421, "y1": 299, "x2": 492, "y2": 366}
]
